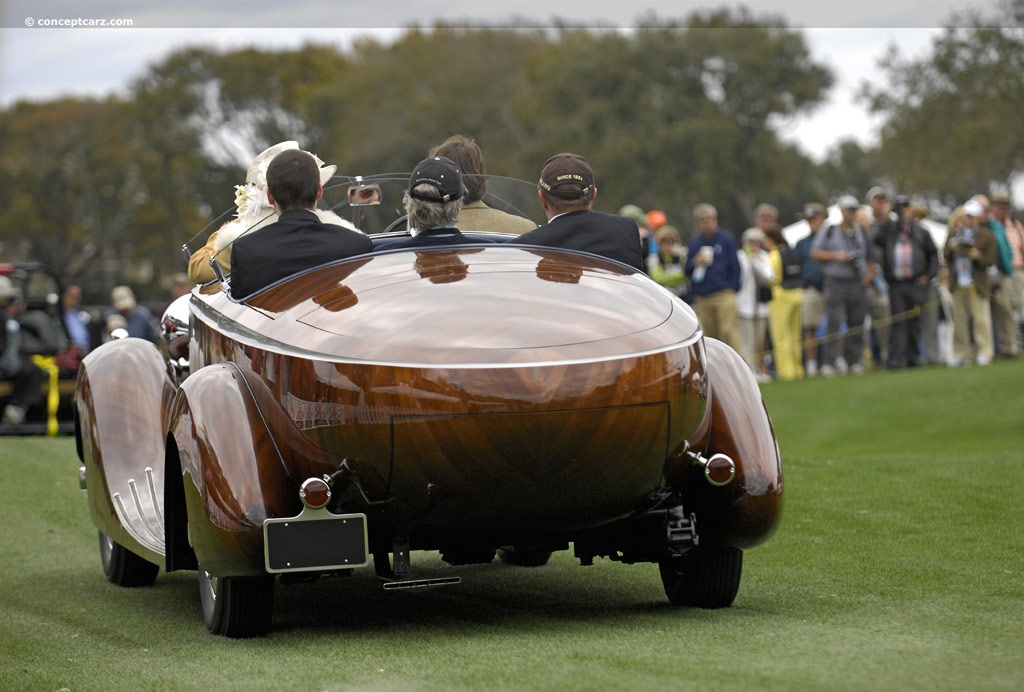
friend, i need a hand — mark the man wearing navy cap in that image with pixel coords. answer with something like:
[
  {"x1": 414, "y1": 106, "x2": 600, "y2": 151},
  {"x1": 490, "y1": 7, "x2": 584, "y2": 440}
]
[
  {"x1": 374, "y1": 156, "x2": 497, "y2": 251},
  {"x1": 508, "y1": 153, "x2": 645, "y2": 271}
]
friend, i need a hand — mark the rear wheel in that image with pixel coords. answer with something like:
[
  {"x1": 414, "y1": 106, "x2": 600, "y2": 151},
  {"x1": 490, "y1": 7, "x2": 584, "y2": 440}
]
[
  {"x1": 99, "y1": 531, "x2": 159, "y2": 587},
  {"x1": 659, "y1": 546, "x2": 742, "y2": 608},
  {"x1": 198, "y1": 566, "x2": 275, "y2": 638}
]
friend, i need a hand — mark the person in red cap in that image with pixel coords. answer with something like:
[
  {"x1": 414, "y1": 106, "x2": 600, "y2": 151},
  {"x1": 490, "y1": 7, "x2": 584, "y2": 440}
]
[{"x1": 509, "y1": 153, "x2": 645, "y2": 270}]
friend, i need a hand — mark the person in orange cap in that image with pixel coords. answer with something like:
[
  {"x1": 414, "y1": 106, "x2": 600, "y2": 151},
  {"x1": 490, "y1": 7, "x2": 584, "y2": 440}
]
[{"x1": 647, "y1": 209, "x2": 667, "y2": 232}]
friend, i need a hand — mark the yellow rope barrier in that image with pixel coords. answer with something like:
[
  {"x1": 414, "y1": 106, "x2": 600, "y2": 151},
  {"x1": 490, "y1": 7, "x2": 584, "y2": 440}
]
[
  {"x1": 756, "y1": 291, "x2": 948, "y2": 360},
  {"x1": 30, "y1": 354, "x2": 60, "y2": 436}
]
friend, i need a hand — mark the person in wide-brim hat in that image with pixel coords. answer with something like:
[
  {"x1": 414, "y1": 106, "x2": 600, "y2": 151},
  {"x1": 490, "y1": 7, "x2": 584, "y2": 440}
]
[{"x1": 187, "y1": 142, "x2": 354, "y2": 293}]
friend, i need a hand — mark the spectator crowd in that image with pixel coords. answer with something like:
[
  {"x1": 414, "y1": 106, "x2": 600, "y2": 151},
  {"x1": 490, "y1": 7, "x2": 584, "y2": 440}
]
[
  {"x1": 7, "y1": 134, "x2": 1023, "y2": 434},
  {"x1": 627, "y1": 188, "x2": 1024, "y2": 381}
]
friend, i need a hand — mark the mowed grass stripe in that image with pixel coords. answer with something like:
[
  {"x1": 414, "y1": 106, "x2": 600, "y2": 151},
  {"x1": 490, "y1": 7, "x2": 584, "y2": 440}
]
[{"x1": 0, "y1": 358, "x2": 1022, "y2": 691}]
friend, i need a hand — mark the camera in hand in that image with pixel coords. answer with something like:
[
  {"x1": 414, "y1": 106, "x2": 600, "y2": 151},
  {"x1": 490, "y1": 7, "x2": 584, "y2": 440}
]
[{"x1": 955, "y1": 228, "x2": 974, "y2": 246}]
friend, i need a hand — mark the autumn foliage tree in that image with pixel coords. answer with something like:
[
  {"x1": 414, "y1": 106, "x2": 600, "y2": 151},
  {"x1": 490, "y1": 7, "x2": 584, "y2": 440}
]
[{"x1": 1, "y1": 9, "x2": 836, "y2": 299}]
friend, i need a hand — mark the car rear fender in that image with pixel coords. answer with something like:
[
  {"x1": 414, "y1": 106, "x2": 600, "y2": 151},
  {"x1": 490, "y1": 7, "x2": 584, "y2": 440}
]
[
  {"x1": 75, "y1": 338, "x2": 177, "y2": 565},
  {"x1": 672, "y1": 337, "x2": 783, "y2": 549},
  {"x1": 167, "y1": 362, "x2": 331, "y2": 577}
]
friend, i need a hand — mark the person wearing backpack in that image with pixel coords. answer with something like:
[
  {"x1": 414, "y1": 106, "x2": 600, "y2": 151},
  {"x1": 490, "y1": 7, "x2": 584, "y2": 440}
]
[
  {"x1": 764, "y1": 227, "x2": 805, "y2": 380},
  {"x1": 810, "y1": 195, "x2": 876, "y2": 376}
]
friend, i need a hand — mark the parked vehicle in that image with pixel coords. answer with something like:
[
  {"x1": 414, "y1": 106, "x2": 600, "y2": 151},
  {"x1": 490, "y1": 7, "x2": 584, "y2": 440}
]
[{"x1": 75, "y1": 174, "x2": 782, "y2": 637}]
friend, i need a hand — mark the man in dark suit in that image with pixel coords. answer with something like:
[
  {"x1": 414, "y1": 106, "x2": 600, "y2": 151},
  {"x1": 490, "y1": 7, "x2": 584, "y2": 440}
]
[
  {"x1": 507, "y1": 153, "x2": 644, "y2": 271},
  {"x1": 374, "y1": 156, "x2": 497, "y2": 252},
  {"x1": 229, "y1": 149, "x2": 373, "y2": 299}
]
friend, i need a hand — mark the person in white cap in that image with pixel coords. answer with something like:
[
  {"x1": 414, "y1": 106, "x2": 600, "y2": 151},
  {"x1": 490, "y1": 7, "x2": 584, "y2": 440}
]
[
  {"x1": 108, "y1": 285, "x2": 156, "y2": 342},
  {"x1": 943, "y1": 200, "x2": 998, "y2": 366},
  {"x1": 810, "y1": 195, "x2": 876, "y2": 376}
]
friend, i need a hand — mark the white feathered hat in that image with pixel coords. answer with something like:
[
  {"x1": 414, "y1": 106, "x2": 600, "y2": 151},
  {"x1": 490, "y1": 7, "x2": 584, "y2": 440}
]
[{"x1": 235, "y1": 141, "x2": 337, "y2": 224}]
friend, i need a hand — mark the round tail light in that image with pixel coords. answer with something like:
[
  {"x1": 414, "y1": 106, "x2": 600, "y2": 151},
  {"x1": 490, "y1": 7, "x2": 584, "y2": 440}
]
[
  {"x1": 704, "y1": 454, "x2": 736, "y2": 486},
  {"x1": 299, "y1": 477, "x2": 331, "y2": 509}
]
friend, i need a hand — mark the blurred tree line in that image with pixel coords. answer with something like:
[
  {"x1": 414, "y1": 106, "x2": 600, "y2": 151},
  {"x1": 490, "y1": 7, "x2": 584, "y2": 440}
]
[{"x1": 0, "y1": 3, "x2": 1021, "y2": 302}]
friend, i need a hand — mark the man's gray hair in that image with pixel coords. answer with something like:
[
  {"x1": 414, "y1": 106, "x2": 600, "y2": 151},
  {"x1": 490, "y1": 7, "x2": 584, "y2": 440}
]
[
  {"x1": 693, "y1": 203, "x2": 717, "y2": 220},
  {"x1": 404, "y1": 184, "x2": 463, "y2": 229},
  {"x1": 754, "y1": 203, "x2": 778, "y2": 220}
]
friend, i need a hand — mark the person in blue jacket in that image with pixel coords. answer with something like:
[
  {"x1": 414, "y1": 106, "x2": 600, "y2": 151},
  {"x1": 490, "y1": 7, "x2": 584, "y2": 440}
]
[{"x1": 685, "y1": 203, "x2": 742, "y2": 352}]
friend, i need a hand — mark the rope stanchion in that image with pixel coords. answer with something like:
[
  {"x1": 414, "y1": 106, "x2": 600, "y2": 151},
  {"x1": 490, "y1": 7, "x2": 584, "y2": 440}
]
[
  {"x1": 756, "y1": 290, "x2": 948, "y2": 361},
  {"x1": 30, "y1": 354, "x2": 60, "y2": 436}
]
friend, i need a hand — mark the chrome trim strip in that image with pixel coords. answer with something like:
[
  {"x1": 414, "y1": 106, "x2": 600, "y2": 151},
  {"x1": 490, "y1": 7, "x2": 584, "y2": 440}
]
[
  {"x1": 145, "y1": 467, "x2": 164, "y2": 531},
  {"x1": 128, "y1": 479, "x2": 162, "y2": 543}
]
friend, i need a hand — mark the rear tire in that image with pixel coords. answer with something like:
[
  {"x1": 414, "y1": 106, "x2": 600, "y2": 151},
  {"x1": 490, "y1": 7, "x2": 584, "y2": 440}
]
[
  {"x1": 198, "y1": 566, "x2": 275, "y2": 638},
  {"x1": 659, "y1": 546, "x2": 742, "y2": 608},
  {"x1": 99, "y1": 531, "x2": 159, "y2": 587}
]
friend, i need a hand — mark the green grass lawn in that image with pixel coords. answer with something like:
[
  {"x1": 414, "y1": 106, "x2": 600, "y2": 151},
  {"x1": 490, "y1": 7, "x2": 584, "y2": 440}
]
[{"x1": 1, "y1": 360, "x2": 1022, "y2": 691}]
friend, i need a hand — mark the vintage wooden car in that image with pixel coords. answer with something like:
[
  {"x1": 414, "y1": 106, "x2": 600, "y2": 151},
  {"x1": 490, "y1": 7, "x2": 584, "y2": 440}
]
[{"x1": 75, "y1": 176, "x2": 782, "y2": 637}]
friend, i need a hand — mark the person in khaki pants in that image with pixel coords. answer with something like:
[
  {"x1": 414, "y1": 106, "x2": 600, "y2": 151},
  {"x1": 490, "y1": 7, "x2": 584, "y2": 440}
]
[
  {"x1": 988, "y1": 193, "x2": 1022, "y2": 357},
  {"x1": 943, "y1": 201, "x2": 998, "y2": 366}
]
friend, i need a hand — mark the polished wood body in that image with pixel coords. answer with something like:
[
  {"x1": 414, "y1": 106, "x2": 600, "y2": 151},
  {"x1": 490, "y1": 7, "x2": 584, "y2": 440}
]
[{"x1": 79, "y1": 245, "x2": 782, "y2": 577}]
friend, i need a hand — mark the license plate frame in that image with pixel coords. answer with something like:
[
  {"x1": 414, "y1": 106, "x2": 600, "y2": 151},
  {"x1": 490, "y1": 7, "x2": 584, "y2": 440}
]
[{"x1": 263, "y1": 508, "x2": 369, "y2": 573}]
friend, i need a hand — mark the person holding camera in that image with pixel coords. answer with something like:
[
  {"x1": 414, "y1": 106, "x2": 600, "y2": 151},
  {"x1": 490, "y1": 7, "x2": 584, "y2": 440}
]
[
  {"x1": 943, "y1": 200, "x2": 998, "y2": 366},
  {"x1": 684, "y1": 203, "x2": 742, "y2": 353},
  {"x1": 872, "y1": 195, "x2": 939, "y2": 368},
  {"x1": 810, "y1": 195, "x2": 876, "y2": 376}
]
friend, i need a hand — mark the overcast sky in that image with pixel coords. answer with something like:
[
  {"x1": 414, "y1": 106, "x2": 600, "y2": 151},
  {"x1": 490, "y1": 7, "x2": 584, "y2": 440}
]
[{"x1": 0, "y1": 1, "x2": 991, "y2": 164}]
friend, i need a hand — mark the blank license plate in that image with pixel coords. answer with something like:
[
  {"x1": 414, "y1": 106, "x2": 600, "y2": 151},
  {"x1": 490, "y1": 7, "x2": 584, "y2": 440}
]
[{"x1": 264, "y1": 511, "x2": 369, "y2": 573}]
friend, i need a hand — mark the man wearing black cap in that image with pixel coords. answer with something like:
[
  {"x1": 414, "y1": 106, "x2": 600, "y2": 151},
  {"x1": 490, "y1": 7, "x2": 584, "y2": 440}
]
[
  {"x1": 507, "y1": 153, "x2": 645, "y2": 271},
  {"x1": 229, "y1": 149, "x2": 373, "y2": 299},
  {"x1": 374, "y1": 156, "x2": 497, "y2": 251}
]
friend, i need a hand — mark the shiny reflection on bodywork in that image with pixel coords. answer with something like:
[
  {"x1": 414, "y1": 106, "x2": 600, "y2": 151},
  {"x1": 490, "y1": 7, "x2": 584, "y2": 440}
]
[{"x1": 189, "y1": 246, "x2": 700, "y2": 368}]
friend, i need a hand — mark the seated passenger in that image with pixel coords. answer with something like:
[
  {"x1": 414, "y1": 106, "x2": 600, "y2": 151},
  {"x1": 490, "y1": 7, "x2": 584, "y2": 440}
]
[
  {"x1": 228, "y1": 149, "x2": 373, "y2": 299},
  {"x1": 507, "y1": 153, "x2": 645, "y2": 271},
  {"x1": 188, "y1": 141, "x2": 361, "y2": 294},
  {"x1": 427, "y1": 135, "x2": 536, "y2": 234},
  {"x1": 374, "y1": 156, "x2": 500, "y2": 251}
]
